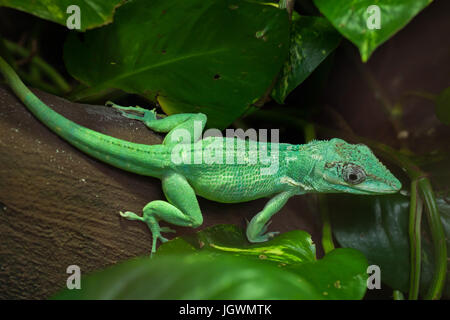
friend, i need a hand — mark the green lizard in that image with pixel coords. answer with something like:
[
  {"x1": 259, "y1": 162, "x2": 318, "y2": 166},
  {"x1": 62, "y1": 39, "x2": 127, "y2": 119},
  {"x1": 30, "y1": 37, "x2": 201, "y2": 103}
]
[{"x1": 0, "y1": 56, "x2": 401, "y2": 254}]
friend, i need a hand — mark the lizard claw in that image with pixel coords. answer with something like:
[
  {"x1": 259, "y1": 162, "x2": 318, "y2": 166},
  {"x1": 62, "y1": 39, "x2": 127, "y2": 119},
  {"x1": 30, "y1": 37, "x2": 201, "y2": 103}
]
[
  {"x1": 247, "y1": 220, "x2": 279, "y2": 243},
  {"x1": 158, "y1": 234, "x2": 170, "y2": 243},
  {"x1": 259, "y1": 220, "x2": 273, "y2": 234},
  {"x1": 160, "y1": 226, "x2": 176, "y2": 233},
  {"x1": 119, "y1": 211, "x2": 144, "y2": 221},
  {"x1": 251, "y1": 231, "x2": 280, "y2": 242},
  {"x1": 107, "y1": 101, "x2": 157, "y2": 123}
]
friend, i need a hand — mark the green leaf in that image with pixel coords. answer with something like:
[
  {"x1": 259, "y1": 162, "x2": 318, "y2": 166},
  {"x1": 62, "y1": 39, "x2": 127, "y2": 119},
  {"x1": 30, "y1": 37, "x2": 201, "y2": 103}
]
[
  {"x1": 328, "y1": 193, "x2": 450, "y2": 297},
  {"x1": 0, "y1": 0, "x2": 124, "y2": 31},
  {"x1": 52, "y1": 254, "x2": 324, "y2": 300},
  {"x1": 52, "y1": 225, "x2": 368, "y2": 299},
  {"x1": 313, "y1": 0, "x2": 432, "y2": 61},
  {"x1": 157, "y1": 224, "x2": 316, "y2": 264},
  {"x1": 64, "y1": 0, "x2": 290, "y2": 128},
  {"x1": 159, "y1": 224, "x2": 368, "y2": 300},
  {"x1": 286, "y1": 248, "x2": 368, "y2": 299},
  {"x1": 435, "y1": 87, "x2": 450, "y2": 126},
  {"x1": 271, "y1": 13, "x2": 341, "y2": 103}
]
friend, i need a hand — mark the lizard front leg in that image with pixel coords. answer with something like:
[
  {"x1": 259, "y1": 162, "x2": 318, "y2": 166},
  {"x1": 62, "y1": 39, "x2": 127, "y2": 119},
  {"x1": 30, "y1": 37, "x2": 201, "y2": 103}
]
[
  {"x1": 120, "y1": 171, "x2": 203, "y2": 255},
  {"x1": 246, "y1": 190, "x2": 295, "y2": 243}
]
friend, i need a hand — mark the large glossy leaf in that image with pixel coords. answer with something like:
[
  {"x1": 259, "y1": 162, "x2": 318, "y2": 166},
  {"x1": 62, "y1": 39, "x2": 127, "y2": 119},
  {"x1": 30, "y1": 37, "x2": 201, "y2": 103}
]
[
  {"x1": 64, "y1": 0, "x2": 290, "y2": 128},
  {"x1": 313, "y1": 0, "x2": 432, "y2": 61},
  {"x1": 157, "y1": 225, "x2": 368, "y2": 300},
  {"x1": 52, "y1": 225, "x2": 368, "y2": 299},
  {"x1": 52, "y1": 254, "x2": 324, "y2": 300},
  {"x1": 0, "y1": 0, "x2": 124, "y2": 31},
  {"x1": 328, "y1": 193, "x2": 449, "y2": 297},
  {"x1": 271, "y1": 13, "x2": 341, "y2": 103}
]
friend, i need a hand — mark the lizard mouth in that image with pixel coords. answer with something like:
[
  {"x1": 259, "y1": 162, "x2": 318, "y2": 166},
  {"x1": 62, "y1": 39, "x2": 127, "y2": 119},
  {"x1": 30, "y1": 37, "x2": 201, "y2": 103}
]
[
  {"x1": 353, "y1": 186, "x2": 399, "y2": 194},
  {"x1": 323, "y1": 173, "x2": 401, "y2": 195}
]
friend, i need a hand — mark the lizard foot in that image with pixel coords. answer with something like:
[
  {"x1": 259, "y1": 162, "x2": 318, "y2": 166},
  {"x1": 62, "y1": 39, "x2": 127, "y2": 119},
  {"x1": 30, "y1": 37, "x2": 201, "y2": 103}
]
[
  {"x1": 119, "y1": 211, "x2": 176, "y2": 257},
  {"x1": 106, "y1": 101, "x2": 157, "y2": 123},
  {"x1": 246, "y1": 220, "x2": 280, "y2": 243},
  {"x1": 148, "y1": 221, "x2": 177, "y2": 256},
  {"x1": 249, "y1": 230, "x2": 280, "y2": 243}
]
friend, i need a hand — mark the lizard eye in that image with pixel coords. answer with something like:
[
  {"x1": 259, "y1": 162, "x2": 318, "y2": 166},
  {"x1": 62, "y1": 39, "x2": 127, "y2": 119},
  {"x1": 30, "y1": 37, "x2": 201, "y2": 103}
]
[{"x1": 342, "y1": 164, "x2": 366, "y2": 185}]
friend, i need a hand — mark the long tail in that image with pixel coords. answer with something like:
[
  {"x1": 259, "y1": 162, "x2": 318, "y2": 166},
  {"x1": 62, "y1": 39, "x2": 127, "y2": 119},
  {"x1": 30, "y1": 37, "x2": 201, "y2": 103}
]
[
  {"x1": 0, "y1": 56, "x2": 168, "y2": 176},
  {"x1": 0, "y1": 56, "x2": 78, "y2": 137}
]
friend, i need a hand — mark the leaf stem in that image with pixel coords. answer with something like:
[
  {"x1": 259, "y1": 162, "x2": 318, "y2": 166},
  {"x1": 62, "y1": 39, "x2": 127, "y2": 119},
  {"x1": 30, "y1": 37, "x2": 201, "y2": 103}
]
[
  {"x1": 404, "y1": 90, "x2": 437, "y2": 102},
  {"x1": 419, "y1": 178, "x2": 447, "y2": 300},
  {"x1": 301, "y1": 121, "x2": 335, "y2": 254},
  {"x1": 68, "y1": 85, "x2": 121, "y2": 103},
  {"x1": 319, "y1": 194, "x2": 335, "y2": 254},
  {"x1": 408, "y1": 180, "x2": 423, "y2": 300}
]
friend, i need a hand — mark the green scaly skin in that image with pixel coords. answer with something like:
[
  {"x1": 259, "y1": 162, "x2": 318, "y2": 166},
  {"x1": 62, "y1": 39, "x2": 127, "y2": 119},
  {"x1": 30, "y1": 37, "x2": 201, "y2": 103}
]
[{"x1": 0, "y1": 56, "x2": 402, "y2": 255}]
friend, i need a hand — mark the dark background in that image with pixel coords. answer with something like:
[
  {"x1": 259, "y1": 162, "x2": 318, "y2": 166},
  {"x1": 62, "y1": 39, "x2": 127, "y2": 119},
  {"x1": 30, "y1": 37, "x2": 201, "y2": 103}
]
[{"x1": 0, "y1": 0, "x2": 448, "y2": 299}]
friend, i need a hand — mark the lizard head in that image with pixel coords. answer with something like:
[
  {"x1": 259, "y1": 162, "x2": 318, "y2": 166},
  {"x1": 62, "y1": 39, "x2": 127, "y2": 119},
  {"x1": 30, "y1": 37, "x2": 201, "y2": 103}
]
[{"x1": 316, "y1": 138, "x2": 402, "y2": 195}]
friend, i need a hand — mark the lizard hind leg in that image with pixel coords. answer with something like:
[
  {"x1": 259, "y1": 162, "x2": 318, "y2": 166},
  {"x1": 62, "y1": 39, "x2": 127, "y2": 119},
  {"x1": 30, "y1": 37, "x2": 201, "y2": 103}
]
[
  {"x1": 120, "y1": 172, "x2": 203, "y2": 256},
  {"x1": 106, "y1": 101, "x2": 206, "y2": 146},
  {"x1": 119, "y1": 210, "x2": 175, "y2": 255}
]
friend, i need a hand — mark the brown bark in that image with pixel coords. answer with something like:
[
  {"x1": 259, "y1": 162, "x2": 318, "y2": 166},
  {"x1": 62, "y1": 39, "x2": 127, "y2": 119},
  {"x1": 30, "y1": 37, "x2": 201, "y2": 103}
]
[{"x1": 0, "y1": 86, "x2": 319, "y2": 299}]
